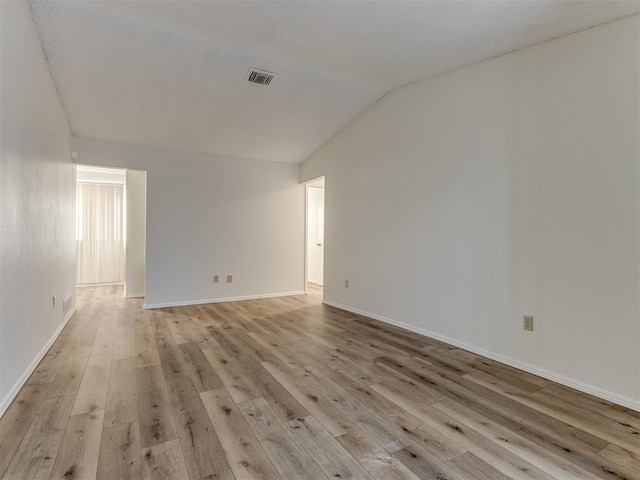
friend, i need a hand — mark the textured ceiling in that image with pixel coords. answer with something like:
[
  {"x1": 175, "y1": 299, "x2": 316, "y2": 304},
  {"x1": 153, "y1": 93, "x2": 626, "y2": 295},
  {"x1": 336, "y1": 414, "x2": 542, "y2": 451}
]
[{"x1": 30, "y1": 1, "x2": 640, "y2": 164}]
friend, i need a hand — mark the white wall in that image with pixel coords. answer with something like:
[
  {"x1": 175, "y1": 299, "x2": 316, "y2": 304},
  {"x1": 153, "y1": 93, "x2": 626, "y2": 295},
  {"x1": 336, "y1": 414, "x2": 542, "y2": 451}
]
[
  {"x1": 125, "y1": 169, "x2": 146, "y2": 297},
  {"x1": 0, "y1": 1, "x2": 76, "y2": 414},
  {"x1": 73, "y1": 137, "x2": 305, "y2": 307},
  {"x1": 307, "y1": 186, "x2": 325, "y2": 285},
  {"x1": 301, "y1": 16, "x2": 640, "y2": 410}
]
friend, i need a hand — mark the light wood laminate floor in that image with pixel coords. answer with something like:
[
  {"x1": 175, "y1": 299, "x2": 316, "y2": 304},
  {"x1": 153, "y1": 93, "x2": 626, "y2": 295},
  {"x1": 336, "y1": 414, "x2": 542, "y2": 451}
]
[{"x1": 1, "y1": 284, "x2": 638, "y2": 479}]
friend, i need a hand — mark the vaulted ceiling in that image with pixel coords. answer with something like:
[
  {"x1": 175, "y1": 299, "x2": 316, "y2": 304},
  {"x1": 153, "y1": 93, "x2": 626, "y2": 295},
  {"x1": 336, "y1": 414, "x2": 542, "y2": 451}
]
[{"x1": 30, "y1": 1, "x2": 639, "y2": 164}]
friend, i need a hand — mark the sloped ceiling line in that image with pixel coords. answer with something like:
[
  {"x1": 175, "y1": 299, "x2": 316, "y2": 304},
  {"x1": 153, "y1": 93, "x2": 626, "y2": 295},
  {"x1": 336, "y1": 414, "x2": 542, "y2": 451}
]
[{"x1": 29, "y1": 0, "x2": 640, "y2": 164}]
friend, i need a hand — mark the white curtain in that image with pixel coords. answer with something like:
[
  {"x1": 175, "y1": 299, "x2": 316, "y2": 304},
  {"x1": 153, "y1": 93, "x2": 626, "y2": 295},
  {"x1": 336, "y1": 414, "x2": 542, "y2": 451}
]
[{"x1": 76, "y1": 183, "x2": 125, "y2": 285}]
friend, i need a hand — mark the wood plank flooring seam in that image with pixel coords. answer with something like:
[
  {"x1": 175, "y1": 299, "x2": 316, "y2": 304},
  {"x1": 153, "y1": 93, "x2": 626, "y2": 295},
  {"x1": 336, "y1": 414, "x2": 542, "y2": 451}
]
[{"x1": 1, "y1": 284, "x2": 638, "y2": 480}]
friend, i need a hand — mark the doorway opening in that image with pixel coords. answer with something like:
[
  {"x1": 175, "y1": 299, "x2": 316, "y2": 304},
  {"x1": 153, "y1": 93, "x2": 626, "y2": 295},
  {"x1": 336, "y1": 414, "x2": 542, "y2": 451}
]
[
  {"x1": 76, "y1": 165, "x2": 146, "y2": 298},
  {"x1": 306, "y1": 177, "x2": 325, "y2": 298}
]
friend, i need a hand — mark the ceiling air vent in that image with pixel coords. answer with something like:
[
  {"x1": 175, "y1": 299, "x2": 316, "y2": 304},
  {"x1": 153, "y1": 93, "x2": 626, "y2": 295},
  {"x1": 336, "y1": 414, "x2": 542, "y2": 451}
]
[{"x1": 247, "y1": 68, "x2": 275, "y2": 86}]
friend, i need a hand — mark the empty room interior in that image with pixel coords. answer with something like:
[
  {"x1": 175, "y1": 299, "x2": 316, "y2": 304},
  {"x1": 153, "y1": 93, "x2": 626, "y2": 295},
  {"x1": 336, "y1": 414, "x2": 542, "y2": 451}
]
[{"x1": 1, "y1": 1, "x2": 640, "y2": 479}]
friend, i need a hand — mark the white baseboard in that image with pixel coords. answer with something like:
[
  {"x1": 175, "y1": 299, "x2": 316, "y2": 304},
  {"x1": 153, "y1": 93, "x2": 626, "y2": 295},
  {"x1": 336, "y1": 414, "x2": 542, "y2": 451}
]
[
  {"x1": 124, "y1": 293, "x2": 145, "y2": 298},
  {"x1": 77, "y1": 282, "x2": 124, "y2": 287},
  {"x1": 0, "y1": 307, "x2": 77, "y2": 418},
  {"x1": 324, "y1": 300, "x2": 640, "y2": 413},
  {"x1": 144, "y1": 291, "x2": 306, "y2": 309}
]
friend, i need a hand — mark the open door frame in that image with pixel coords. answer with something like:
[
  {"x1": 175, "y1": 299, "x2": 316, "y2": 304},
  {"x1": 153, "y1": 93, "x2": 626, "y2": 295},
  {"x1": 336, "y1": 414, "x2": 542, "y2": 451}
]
[{"x1": 304, "y1": 177, "x2": 325, "y2": 294}]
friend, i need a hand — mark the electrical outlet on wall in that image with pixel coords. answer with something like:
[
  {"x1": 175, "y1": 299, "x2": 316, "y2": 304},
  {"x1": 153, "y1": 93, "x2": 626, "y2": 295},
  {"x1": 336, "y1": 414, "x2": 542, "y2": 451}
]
[
  {"x1": 523, "y1": 315, "x2": 534, "y2": 331},
  {"x1": 213, "y1": 275, "x2": 219, "y2": 283},
  {"x1": 227, "y1": 275, "x2": 233, "y2": 283},
  {"x1": 345, "y1": 279, "x2": 349, "y2": 288}
]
